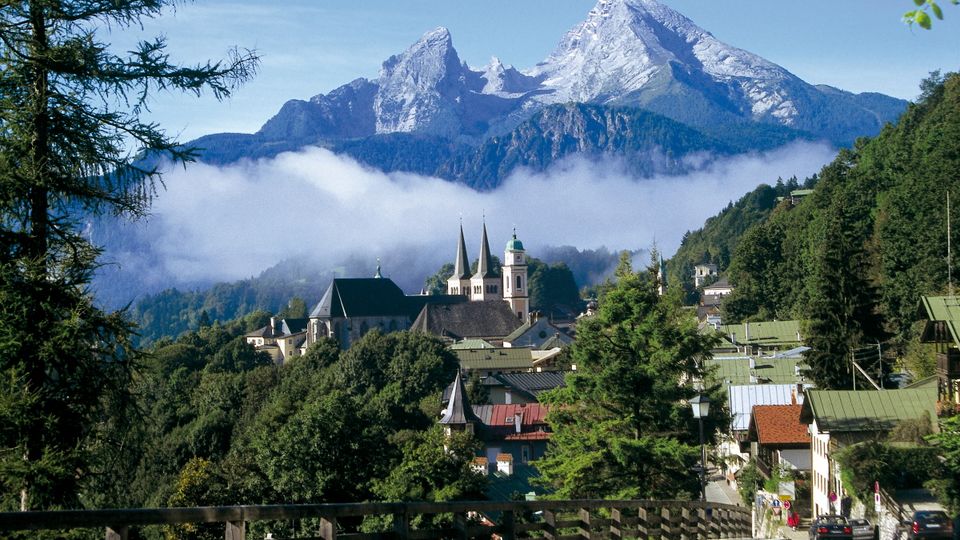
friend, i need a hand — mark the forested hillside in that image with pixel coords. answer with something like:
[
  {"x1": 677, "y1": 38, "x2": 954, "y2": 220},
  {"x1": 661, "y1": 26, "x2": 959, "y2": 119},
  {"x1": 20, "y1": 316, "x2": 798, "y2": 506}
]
[
  {"x1": 89, "y1": 320, "x2": 483, "y2": 537},
  {"x1": 716, "y1": 72, "x2": 960, "y2": 387},
  {"x1": 667, "y1": 177, "x2": 815, "y2": 302}
]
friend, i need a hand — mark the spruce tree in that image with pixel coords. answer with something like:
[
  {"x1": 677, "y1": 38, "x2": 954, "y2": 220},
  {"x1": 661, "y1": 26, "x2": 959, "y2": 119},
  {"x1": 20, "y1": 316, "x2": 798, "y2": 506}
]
[
  {"x1": 535, "y1": 256, "x2": 725, "y2": 499},
  {"x1": 0, "y1": 0, "x2": 256, "y2": 510},
  {"x1": 802, "y1": 180, "x2": 885, "y2": 390}
]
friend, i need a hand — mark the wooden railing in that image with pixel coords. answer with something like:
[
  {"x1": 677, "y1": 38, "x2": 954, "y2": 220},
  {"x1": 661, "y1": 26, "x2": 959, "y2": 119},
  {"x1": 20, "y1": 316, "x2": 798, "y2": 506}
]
[{"x1": 0, "y1": 499, "x2": 752, "y2": 540}]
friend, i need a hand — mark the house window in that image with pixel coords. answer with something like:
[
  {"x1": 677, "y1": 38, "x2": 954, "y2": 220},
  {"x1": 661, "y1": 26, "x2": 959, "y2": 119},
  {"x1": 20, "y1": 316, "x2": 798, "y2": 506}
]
[
  {"x1": 521, "y1": 445, "x2": 531, "y2": 464},
  {"x1": 516, "y1": 276, "x2": 522, "y2": 290}
]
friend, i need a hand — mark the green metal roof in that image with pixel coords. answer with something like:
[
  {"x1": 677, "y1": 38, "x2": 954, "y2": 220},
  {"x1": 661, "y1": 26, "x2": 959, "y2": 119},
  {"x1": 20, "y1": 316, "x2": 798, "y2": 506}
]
[
  {"x1": 450, "y1": 339, "x2": 495, "y2": 350},
  {"x1": 714, "y1": 320, "x2": 803, "y2": 348},
  {"x1": 919, "y1": 295, "x2": 960, "y2": 347},
  {"x1": 791, "y1": 189, "x2": 814, "y2": 197},
  {"x1": 454, "y1": 347, "x2": 534, "y2": 371},
  {"x1": 705, "y1": 356, "x2": 808, "y2": 386},
  {"x1": 801, "y1": 388, "x2": 937, "y2": 433},
  {"x1": 505, "y1": 235, "x2": 524, "y2": 251}
]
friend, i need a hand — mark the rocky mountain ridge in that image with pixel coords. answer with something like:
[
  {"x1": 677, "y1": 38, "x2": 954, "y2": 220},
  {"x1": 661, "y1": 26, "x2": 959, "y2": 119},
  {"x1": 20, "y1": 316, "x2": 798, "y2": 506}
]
[{"x1": 188, "y1": 0, "x2": 906, "y2": 188}]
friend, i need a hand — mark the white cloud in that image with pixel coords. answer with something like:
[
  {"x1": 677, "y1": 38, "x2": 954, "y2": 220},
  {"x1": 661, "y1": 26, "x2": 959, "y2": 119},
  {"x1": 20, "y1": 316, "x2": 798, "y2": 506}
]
[{"x1": 132, "y1": 141, "x2": 837, "y2": 289}]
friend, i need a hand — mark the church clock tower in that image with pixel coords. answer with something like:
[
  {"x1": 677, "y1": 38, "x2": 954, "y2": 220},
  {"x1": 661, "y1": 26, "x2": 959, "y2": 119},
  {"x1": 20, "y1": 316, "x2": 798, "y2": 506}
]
[{"x1": 502, "y1": 230, "x2": 529, "y2": 322}]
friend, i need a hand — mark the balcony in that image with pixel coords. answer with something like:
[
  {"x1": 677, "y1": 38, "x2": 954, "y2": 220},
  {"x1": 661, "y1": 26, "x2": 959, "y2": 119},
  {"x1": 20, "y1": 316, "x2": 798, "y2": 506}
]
[
  {"x1": 0, "y1": 499, "x2": 752, "y2": 540},
  {"x1": 937, "y1": 349, "x2": 960, "y2": 380}
]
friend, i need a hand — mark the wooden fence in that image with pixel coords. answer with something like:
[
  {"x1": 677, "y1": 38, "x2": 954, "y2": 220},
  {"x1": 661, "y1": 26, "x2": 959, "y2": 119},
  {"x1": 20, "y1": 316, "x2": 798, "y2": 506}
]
[{"x1": 0, "y1": 499, "x2": 752, "y2": 540}]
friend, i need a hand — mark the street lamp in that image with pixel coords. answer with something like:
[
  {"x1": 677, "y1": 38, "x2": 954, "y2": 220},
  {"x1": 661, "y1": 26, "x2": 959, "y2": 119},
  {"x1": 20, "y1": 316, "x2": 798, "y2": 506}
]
[{"x1": 690, "y1": 394, "x2": 711, "y2": 502}]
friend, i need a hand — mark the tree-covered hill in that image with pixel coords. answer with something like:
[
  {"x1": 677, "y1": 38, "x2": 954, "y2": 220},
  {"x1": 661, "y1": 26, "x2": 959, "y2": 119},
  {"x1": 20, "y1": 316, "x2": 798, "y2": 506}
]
[
  {"x1": 90, "y1": 322, "x2": 484, "y2": 535},
  {"x1": 667, "y1": 177, "x2": 816, "y2": 302},
  {"x1": 715, "y1": 72, "x2": 960, "y2": 387}
]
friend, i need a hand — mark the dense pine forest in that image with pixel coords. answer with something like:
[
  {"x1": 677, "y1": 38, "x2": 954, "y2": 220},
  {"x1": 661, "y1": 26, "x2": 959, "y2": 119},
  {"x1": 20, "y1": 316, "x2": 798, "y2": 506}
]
[{"x1": 673, "y1": 72, "x2": 960, "y2": 387}]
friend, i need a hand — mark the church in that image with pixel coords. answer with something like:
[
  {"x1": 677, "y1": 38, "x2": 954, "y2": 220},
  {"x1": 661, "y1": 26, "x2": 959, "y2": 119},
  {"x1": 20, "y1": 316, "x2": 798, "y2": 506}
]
[
  {"x1": 300, "y1": 222, "x2": 530, "y2": 350},
  {"x1": 444, "y1": 222, "x2": 529, "y2": 322}
]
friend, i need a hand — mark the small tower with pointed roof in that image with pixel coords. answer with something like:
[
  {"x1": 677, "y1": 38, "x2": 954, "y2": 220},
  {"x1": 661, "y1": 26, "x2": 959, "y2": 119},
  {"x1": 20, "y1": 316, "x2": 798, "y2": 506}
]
[
  {"x1": 502, "y1": 229, "x2": 529, "y2": 322},
  {"x1": 439, "y1": 370, "x2": 481, "y2": 436},
  {"x1": 469, "y1": 222, "x2": 501, "y2": 301},
  {"x1": 446, "y1": 223, "x2": 472, "y2": 296}
]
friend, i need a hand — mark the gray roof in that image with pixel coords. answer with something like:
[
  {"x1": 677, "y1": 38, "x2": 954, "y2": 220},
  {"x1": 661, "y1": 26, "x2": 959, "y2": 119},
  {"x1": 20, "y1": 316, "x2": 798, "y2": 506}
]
[
  {"x1": 439, "y1": 371, "x2": 482, "y2": 425},
  {"x1": 728, "y1": 384, "x2": 806, "y2": 432},
  {"x1": 411, "y1": 301, "x2": 523, "y2": 341},
  {"x1": 246, "y1": 317, "x2": 309, "y2": 339},
  {"x1": 309, "y1": 278, "x2": 466, "y2": 320},
  {"x1": 483, "y1": 371, "x2": 568, "y2": 400},
  {"x1": 505, "y1": 318, "x2": 574, "y2": 349},
  {"x1": 309, "y1": 278, "x2": 410, "y2": 318}
]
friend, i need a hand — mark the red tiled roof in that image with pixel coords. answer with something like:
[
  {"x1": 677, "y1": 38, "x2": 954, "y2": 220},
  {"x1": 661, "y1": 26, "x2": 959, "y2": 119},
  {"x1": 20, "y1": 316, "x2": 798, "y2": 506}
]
[
  {"x1": 487, "y1": 403, "x2": 549, "y2": 426},
  {"x1": 751, "y1": 404, "x2": 809, "y2": 446}
]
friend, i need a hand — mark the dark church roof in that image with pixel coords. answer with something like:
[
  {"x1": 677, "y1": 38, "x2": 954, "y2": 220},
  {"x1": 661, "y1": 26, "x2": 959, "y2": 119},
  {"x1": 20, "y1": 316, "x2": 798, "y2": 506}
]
[
  {"x1": 309, "y1": 277, "x2": 469, "y2": 321},
  {"x1": 410, "y1": 301, "x2": 524, "y2": 341}
]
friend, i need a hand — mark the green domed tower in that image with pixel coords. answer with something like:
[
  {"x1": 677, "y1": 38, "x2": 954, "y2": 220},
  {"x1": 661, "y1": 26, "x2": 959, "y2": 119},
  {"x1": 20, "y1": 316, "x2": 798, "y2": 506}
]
[{"x1": 502, "y1": 229, "x2": 529, "y2": 322}]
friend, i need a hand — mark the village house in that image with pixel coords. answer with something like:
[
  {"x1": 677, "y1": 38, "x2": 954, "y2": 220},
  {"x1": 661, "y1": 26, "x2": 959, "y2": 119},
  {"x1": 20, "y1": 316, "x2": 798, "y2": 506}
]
[
  {"x1": 746, "y1": 403, "x2": 810, "y2": 478},
  {"x1": 694, "y1": 263, "x2": 718, "y2": 288},
  {"x1": 440, "y1": 371, "x2": 551, "y2": 500},
  {"x1": 918, "y1": 295, "x2": 960, "y2": 405},
  {"x1": 800, "y1": 386, "x2": 937, "y2": 517},
  {"x1": 244, "y1": 316, "x2": 308, "y2": 364},
  {"x1": 502, "y1": 315, "x2": 574, "y2": 349}
]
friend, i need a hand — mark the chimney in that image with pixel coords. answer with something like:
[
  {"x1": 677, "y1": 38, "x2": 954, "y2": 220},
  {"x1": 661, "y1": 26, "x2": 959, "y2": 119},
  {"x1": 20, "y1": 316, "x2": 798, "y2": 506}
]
[
  {"x1": 749, "y1": 356, "x2": 756, "y2": 370},
  {"x1": 496, "y1": 453, "x2": 514, "y2": 476},
  {"x1": 270, "y1": 316, "x2": 278, "y2": 335},
  {"x1": 791, "y1": 388, "x2": 797, "y2": 405},
  {"x1": 471, "y1": 457, "x2": 489, "y2": 476},
  {"x1": 744, "y1": 322, "x2": 751, "y2": 342},
  {"x1": 514, "y1": 411, "x2": 523, "y2": 434}
]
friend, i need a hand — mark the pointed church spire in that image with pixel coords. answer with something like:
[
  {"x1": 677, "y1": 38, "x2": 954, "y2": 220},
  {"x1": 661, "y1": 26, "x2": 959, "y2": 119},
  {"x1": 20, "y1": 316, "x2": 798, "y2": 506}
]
[
  {"x1": 475, "y1": 221, "x2": 496, "y2": 278},
  {"x1": 453, "y1": 223, "x2": 471, "y2": 279},
  {"x1": 439, "y1": 370, "x2": 481, "y2": 425},
  {"x1": 374, "y1": 258, "x2": 383, "y2": 278}
]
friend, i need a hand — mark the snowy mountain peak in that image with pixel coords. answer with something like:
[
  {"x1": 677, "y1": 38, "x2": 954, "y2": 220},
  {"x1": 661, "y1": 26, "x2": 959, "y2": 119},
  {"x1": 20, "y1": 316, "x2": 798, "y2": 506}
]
[
  {"x1": 374, "y1": 27, "x2": 468, "y2": 137},
  {"x1": 532, "y1": 0, "x2": 799, "y2": 121}
]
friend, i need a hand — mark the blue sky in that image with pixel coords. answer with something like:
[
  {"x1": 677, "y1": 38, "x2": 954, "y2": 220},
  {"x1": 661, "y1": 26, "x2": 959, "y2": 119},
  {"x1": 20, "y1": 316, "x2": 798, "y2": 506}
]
[{"x1": 108, "y1": 0, "x2": 960, "y2": 141}]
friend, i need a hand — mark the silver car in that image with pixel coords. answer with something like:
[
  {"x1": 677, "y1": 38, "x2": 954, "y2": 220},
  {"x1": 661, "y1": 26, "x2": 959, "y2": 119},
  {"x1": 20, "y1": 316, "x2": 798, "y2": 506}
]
[{"x1": 849, "y1": 518, "x2": 874, "y2": 540}]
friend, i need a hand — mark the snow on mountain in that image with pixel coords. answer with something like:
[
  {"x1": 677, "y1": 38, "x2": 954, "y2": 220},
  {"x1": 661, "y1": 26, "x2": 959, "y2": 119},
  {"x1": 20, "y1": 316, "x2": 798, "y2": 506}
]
[
  {"x1": 203, "y1": 0, "x2": 906, "y2": 168},
  {"x1": 374, "y1": 27, "x2": 467, "y2": 138},
  {"x1": 530, "y1": 0, "x2": 802, "y2": 124}
]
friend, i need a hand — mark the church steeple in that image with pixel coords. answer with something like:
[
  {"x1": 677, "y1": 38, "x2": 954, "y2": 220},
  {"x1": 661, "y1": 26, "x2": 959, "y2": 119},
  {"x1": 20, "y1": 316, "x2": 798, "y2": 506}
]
[
  {"x1": 453, "y1": 224, "x2": 470, "y2": 280},
  {"x1": 503, "y1": 228, "x2": 529, "y2": 322},
  {"x1": 447, "y1": 222, "x2": 472, "y2": 296},
  {"x1": 470, "y1": 221, "x2": 501, "y2": 300},
  {"x1": 475, "y1": 222, "x2": 496, "y2": 279},
  {"x1": 374, "y1": 258, "x2": 383, "y2": 279}
]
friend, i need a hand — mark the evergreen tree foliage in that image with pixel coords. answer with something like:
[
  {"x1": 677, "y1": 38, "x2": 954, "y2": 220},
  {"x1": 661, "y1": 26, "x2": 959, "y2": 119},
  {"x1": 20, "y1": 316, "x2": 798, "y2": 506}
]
[
  {"x1": 535, "y1": 258, "x2": 725, "y2": 499},
  {"x1": 0, "y1": 0, "x2": 256, "y2": 509},
  {"x1": 708, "y1": 73, "x2": 960, "y2": 374},
  {"x1": 802, "y1": 176, "x2": 886, "y2": 389}
]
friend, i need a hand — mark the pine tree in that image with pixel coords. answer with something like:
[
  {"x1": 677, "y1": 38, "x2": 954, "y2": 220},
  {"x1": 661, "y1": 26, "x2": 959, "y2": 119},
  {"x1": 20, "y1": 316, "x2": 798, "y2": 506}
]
[
  {"x1": 535, "y1": 258, "x2": 725, "y2": 499},
  {"x1": 0, "y1": 0, "x2": 257, "y2": 510},
  {"x1": 802, "y1": 180, "x2": 885, "y2": 390}
]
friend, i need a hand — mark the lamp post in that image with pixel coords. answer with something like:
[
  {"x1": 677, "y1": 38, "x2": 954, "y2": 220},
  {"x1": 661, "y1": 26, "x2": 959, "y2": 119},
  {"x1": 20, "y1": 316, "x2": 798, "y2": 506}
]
[{"x1": 690, "y1": 394, "x2": 711, "y2": 502}]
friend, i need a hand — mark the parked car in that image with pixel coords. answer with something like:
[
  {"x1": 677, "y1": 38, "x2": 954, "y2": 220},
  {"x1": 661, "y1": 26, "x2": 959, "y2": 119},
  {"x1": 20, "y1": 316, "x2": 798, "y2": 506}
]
[
  {"x1": 905, "y1": 510, "x2": 953, "y2": 540},
  {"x1": 810, "y1": 515, "x2": 852, "y2": 540},
  {"x1": 849, "y1": 518, "x2": 874, "y2": 540}
]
